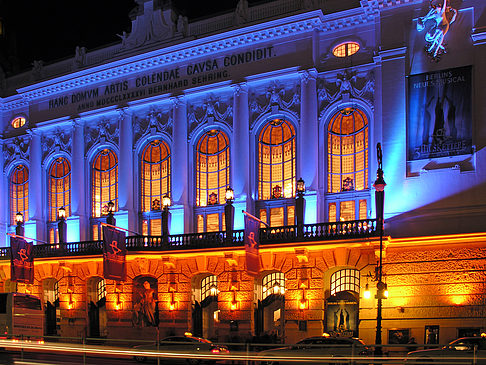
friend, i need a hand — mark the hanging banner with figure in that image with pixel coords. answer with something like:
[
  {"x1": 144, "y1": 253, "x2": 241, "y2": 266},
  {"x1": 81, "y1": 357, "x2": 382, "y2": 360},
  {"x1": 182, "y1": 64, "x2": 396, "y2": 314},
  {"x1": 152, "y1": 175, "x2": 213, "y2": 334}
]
[
  {"x1": 407, "y1": 65, "x2": 472, "y2": 161},
  {"x1": 243, "y1": 212, "x2": 262, "y2": 276},
  {"x1": 10, "y1": 236, "x2": 34, "y2": 284},
  {"x1": 102, "y1": 225, "x2": 127, "y2": 281}
]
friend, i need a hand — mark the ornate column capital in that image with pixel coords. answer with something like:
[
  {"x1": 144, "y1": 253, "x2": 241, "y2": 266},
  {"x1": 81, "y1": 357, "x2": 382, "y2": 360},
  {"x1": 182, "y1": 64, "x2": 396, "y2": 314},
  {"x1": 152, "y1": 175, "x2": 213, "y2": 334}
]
[
  {"x1": 232, "y1": 82, "x2": 248, "y2": 96},
  {"x1": 299, "y1": 69, "x2": 317, "y2": 85}
]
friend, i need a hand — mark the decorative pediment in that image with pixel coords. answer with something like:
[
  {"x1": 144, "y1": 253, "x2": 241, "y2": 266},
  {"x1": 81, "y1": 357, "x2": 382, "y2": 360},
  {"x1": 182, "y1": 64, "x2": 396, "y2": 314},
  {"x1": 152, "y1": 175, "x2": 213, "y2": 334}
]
[
  {"x1": 318, "y1": 70, "x2": 374, "y2": 110},
  {"x1": 188, "y1": 95, "x2": 233, "y2": 140},
  {"x1": 85, "y1": 118, "x2": 119, "y2": 151},
  {"x1": 41, "y1": 128, "x2": 72, "y2": 163},
  {"x1": 250, "y1": 81, "x2": 300, "y2": 128},
  {"x1": 133, "y1": 107, "x2": 173, "y2": 143}
]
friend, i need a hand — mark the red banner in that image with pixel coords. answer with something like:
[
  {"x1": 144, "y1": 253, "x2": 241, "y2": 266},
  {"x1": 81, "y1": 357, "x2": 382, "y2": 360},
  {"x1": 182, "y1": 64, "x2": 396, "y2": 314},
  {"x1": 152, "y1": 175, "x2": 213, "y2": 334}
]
[
  {"x1": 10, "y1": 236, "x2": 34, "y2": 284},
  {"x1": 244, "y1": 213, "x2": 260, "y2": 276},
  {"x1": 102, "y1": 225, "x2": 127, "y2": 281}
]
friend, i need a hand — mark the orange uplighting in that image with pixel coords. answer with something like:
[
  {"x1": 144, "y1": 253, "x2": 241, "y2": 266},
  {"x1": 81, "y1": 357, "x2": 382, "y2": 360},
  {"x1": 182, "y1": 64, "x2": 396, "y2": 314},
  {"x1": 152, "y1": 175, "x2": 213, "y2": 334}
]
[{"x1": 451, "y1": 295, "x2": 466, "y2": 306}]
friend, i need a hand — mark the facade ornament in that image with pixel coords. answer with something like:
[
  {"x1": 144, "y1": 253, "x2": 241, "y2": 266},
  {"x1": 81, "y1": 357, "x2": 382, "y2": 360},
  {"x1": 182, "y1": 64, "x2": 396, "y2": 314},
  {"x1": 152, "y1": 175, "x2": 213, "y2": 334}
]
[
  {"x1": 31, "y1": 60, "x2": 44, "y2": 81},
  {"x1": 41, "y1": 128, "x2": 72, "y2": 163},
  {"x1": 233, "y1": 82, "x2": 248, "y2": 97},
  {"x1": 417, "y1": 0, "x2": 457, "y2": 60},
  {"x1": 85, "y1": 118, "x2": 119, "y2": 152},
  {"x1": 73, "y1": 46, "x2": 87, "y2": 69},
  {"x1": 300, "y1": 69, "x2": 317, "y2": 86},
  {"x1": 176, "y1": 15, "x2": 189, "y2": 37},
  {"x1": 318, "y1": 70, "x2": 374, "y2": 109},
  {"x1": 188, "y1": 95, "x2": 233, "y2": 140},
  {"x1": 133, "y1": 108, "x2": 173, "y2": 144},
  {"x1": 250, "y1": 81, "x2": 300, "y2": 128},
  {"x1": 118, "y1": 0, "x2": 177, "y2": 51},
  {"x1": 234, "y1": 0, "x2": 249, "y2": 26},
  {"x1": 3, "y1": 136, "x2": 30, "y2": 170}
]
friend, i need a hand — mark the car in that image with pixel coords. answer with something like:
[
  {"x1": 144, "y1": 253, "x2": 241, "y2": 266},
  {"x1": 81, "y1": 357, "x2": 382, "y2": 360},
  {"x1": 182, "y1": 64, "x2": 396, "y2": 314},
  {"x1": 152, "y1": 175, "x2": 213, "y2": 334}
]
[
  {"x1": 133, "y1": 335, "x2": 229, "y2": 364},
  {"x1": 405, "y1": 336, "x2": 486, "y2": 364},
  {"x1": 257, "y1": 335, "x2": 371, "y2": 365}
]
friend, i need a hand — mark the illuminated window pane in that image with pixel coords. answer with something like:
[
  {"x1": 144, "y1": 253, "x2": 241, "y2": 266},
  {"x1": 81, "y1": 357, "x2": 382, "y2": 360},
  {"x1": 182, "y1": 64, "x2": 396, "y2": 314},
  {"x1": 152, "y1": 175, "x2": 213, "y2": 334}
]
[
  {"x1": 206, "y1": 213, "x2": 220, "y2": 232},
  {"x1": 197, "y1": 215, "x2": 204, "y2": 233},
  {"x1": 150, "y1": 218, "x2": 162, "y2": 236},
  {"x1": 201, "y1": 275, "x2": 218, "y2": 302},
  {"x1": 11, "y1": 116, "x2": 26, "y2": 129},
  {"x1": 92, "y1": 225, "x2": 99, "y2": 241},
  {"x1": 270, "y1": 207, "x2": 284, "y2": 227},
  {"x1": 330, "y1": 269, "x2": 360, "y2": 295},
  {"x1": 327, "y1": 108, "x2": 368, "y2": 193},
  {"x1": 141, "y1": 140, "x2": 171, "y2": 212},
  {"x1": 196, "y1": 130, "x2": 230, "y2": 207},
  {"x1": 287, "y1": 206, "x2": 295, "y2": 226},
  {"x1": 332, "y1": 42, "x2": 360, "y2": 58},
  {"x1": 259, "y1": 209, "x2": 268, "y2": 228},
  {"x1": 10, "y1": 165, "x2": 29, "y2": 225},
  {"x1": 142, "y1": 220, "x2": 148, "y2": 236},
  {"x1": 262, "y1": 272, "x2": 285, "y2": 300},
  {"x1": 48, "y1": 157, "x2": 71, "y2": 222},
  {"x1": 258, "y1": 119, "x2": 296, "y2": 200},
  {"x1": 92, "y1": 149, "x2": 118, "y2": 218},
  {"x1": 340, "y1": 201, "x2": 355, "y2": 221},
  {"x1": 359, "y1": 200, "x2": 367, "y2": 220},
  {"x1": 328, "y1": 203, "x2": 337, "y2": 222}
]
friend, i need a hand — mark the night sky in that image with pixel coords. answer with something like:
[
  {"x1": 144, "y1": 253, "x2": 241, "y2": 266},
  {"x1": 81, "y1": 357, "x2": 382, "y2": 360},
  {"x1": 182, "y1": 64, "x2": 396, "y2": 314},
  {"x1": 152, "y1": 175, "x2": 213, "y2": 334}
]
[{"x1": 1, "y1": 0, "x2": 246, "y2": 73}]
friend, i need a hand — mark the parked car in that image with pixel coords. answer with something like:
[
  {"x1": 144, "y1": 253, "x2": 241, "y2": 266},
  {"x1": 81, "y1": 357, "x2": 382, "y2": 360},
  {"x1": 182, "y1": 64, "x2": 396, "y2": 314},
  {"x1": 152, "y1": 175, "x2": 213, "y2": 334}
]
[
  {"x1": 405, "y1": 336, "x2": 486, "y2": 364},
  {"x1": 133, "y1": 335, "x2": 229, "y2": 364},
  {"x1": 257, "y1": 335, "x2": 370, "y2": 365}
]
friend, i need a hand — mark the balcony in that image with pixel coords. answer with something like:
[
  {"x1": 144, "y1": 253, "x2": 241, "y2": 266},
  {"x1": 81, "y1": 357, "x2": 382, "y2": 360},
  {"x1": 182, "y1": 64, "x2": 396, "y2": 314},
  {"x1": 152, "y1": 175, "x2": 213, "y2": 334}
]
[{"x1": 1, "y1": 219, "x2": 377, "y2": 259}]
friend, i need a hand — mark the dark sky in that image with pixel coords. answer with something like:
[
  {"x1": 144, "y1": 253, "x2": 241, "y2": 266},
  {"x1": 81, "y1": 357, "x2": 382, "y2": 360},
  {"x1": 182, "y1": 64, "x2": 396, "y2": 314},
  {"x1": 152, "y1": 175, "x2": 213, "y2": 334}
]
[{"x1": 1, "y1": 0, "x2": 246, "y2": 73}]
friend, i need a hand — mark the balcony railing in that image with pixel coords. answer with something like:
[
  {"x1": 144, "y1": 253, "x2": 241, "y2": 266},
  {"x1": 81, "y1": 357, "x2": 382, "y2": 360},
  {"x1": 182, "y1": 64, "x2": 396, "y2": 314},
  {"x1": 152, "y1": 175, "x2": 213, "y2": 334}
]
[{"x1": 1, "y1": 219, "x2": 376, "y2": 259}]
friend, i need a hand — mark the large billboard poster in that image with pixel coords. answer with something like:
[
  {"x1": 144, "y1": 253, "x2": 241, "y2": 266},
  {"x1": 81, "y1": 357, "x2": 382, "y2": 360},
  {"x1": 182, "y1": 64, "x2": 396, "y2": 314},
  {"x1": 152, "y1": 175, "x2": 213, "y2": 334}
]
[{"x1": 407, "y1": 66, "x2": 472, "y2": 161}]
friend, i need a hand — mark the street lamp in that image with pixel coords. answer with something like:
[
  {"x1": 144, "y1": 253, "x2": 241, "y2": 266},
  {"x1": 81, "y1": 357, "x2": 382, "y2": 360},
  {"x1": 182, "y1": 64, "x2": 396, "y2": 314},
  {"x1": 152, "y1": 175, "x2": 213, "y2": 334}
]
[
  {"x1": 162, "y1": 194, "x2": 171, "y2": 245},
  {"x1": 58, "y1": 207, "x2": 67, "y2": 244},
  {"x1": 106, "y1": 200, "x2": 116, "y2": 226},
  {"x1": 15, "y1": 212, "x2": 24, "y2": 236},
  {"x1": 224, "y1": 187, "x2": 235, "y2": 243},
  {"x1": 373, "y1": 142, "x2": 387, "y2": 356},
  {"x1": 296, "y1": 178, "x2": 305, "y2": 238}
]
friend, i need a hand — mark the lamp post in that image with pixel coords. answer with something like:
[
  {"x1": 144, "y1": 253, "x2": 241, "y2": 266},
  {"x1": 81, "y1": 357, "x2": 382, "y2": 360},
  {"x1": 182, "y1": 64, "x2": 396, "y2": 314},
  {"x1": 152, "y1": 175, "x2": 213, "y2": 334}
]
[
  {"x1": 373, "y1": 142, "x2": 387, "y2": 356},
  {"x1": 162, "y1": 195, "x2": 171, "y2": 245},
  {"x1": 58, "y1": 207, "x2": 67, "y2": 244},
  {"x1": 224, "y1": 187, "x2": 235, "y2": 243},
  {"x1": 296, "y1": 178, "x2": 305, "y2": 239},
  {"x1": 15, "y1": 212, "x2": 24, "y2": 236},
  {"x1": 106, "y1": 200, "x2": 116, "y2": 226}
]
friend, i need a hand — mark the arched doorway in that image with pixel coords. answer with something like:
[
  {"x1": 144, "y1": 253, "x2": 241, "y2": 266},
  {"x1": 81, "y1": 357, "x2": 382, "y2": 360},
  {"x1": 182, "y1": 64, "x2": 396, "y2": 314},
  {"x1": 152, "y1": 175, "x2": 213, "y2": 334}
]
[
  {"x1": 325, "y1": 269, "x2": 360, "y2": 337},
  {"x1": 255, "y1": 272, "x2": 285, "y2": 342},
  {"x1": 192, "y1": 275, "x2": 219, "y2": 340},
  {"x1": 87, "y1": 277, "x2": 107, "y2": 338},
  {"x1": 42, "y1": 278, "x2": 59, "y2": 337}
]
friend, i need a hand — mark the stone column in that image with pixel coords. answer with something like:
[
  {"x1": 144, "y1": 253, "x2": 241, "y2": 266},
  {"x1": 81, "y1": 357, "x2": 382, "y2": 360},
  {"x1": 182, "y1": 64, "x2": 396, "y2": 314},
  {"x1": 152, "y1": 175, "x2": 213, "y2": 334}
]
[
  {"x1": 232, "y1": 83, "x2": 250, "y2": 227},
  {"x1": 0, "y1": 141, "x2": 5, "y2": 246},
  {"x1": 117, "y1": 108, "x2": 135, "y2": 232},
  {"x1": 28, "y1": 129, "x2": 44, "y2": 240},
  {"x1": 299, "y1": 69, "x2": 318, "y2": 190},
  {"x1": 71, "y1": 119, "x2": 87, "y2": 241},
  {"x1": 171, "y1": 96, "x2": 189, "y2": 233}
]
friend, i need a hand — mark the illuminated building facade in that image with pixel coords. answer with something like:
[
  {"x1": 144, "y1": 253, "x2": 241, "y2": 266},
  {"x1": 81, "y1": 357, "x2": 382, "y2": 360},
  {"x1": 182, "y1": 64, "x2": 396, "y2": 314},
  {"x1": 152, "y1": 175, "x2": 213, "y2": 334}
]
[{"x1": 0, "y1": 0, "x2": 486, "y2": 346}]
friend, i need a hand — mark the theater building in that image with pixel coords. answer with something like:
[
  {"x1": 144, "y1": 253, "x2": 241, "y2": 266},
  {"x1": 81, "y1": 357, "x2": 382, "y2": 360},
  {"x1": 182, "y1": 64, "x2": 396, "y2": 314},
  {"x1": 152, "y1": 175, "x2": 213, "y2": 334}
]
[{"x1": 0, "y1": 0, "x2": 486, "y2": 346}]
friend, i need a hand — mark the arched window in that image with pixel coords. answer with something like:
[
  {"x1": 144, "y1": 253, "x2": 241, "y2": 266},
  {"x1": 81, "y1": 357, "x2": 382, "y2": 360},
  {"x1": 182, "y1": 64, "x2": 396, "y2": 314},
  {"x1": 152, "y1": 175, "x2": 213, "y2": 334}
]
[
  {"x1": 48, "y1": 157, "x2": 71, "y2": 222},
  {"x1": 140, "y1": 140, "x2": 171, "y2": 235},
  {"x1": 327, "y1": 107, "x2": 369, "y2": 222},
  {"x1": 195, "y1": 130, "x2": 230, "y2": 233},
  {"x1": 196, "y1": 130, "x2": 230, "y2": 206},
  {"x1": 257, "y1": 119, "x2": 296, "y2": 227},
  {"x1": 330, "y1": 269, "x2": 360, "y2": 296},
  {"x1": 201, "y1": 275, "x2": 218, "y2": 302},
  {"x1": 10, "y1": 165, "x2": 29, "y2": 225},
  {"x1": 92, "y1": 149, "x2": 118, "y2": 218},
  {"x1": 258, "y1": 119, "x2": 296, "y2": 200},
  {"x1": 262, "y1": 272, "x2": 285, "y2": 300}
]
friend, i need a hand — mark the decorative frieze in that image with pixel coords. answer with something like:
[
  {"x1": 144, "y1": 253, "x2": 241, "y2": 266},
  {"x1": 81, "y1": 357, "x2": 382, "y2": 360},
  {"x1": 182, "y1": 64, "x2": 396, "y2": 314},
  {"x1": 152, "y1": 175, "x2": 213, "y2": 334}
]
[
  {"x1": 41, "y1": 128, "x2": 72, "y2": 163},
  {"x1": 133, "y1": 107, "x2": 173, "y2": 144},
  {"x1": 85, "y1": 118, "x2": 119, "y2": 152},
  {"x1": 2, "y1": 136, "x2": 30, "y2": 170}
]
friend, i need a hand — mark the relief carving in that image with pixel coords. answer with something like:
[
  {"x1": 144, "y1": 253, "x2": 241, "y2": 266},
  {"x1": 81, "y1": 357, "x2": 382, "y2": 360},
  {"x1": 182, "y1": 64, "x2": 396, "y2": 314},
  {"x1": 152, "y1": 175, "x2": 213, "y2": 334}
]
[
  {"x1": 85, "y1": 118, "x2": 119, "y2": 152},
  {"x1": 188, "y1": 95, "x2": 233, "y2": 140},
  {"x1": 133, "y1": 107, "x2": 173, "y2": 143}
]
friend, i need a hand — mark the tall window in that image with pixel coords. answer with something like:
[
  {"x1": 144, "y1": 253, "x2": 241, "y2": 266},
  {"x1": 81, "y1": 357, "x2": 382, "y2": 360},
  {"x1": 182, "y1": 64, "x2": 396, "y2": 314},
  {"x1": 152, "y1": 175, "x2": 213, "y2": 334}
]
[
  {"x1": 196, "y1": 130, "x2": 230, "y2": 206},
  {"x1": 195, "y1": 130, "x2": 230, "y2": 233},
  {"x1": 141, "y1": 140, "x2": 171, "y2": 236},
  {"x1": 10, "y1": 165, "x2": 29, "y2": 225},
  {"x1": 327, "y1": 108, "x2": 369, "y2": 221},
  {"x1": 258, "y1": 119, "x2": 296, "y2": 200},
  {"x1": 92, "y1": 149, "x2": 118, "y2": 218},
  {"x1": 48, "y1": 157, "x2": 71, "y2": 221}
]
